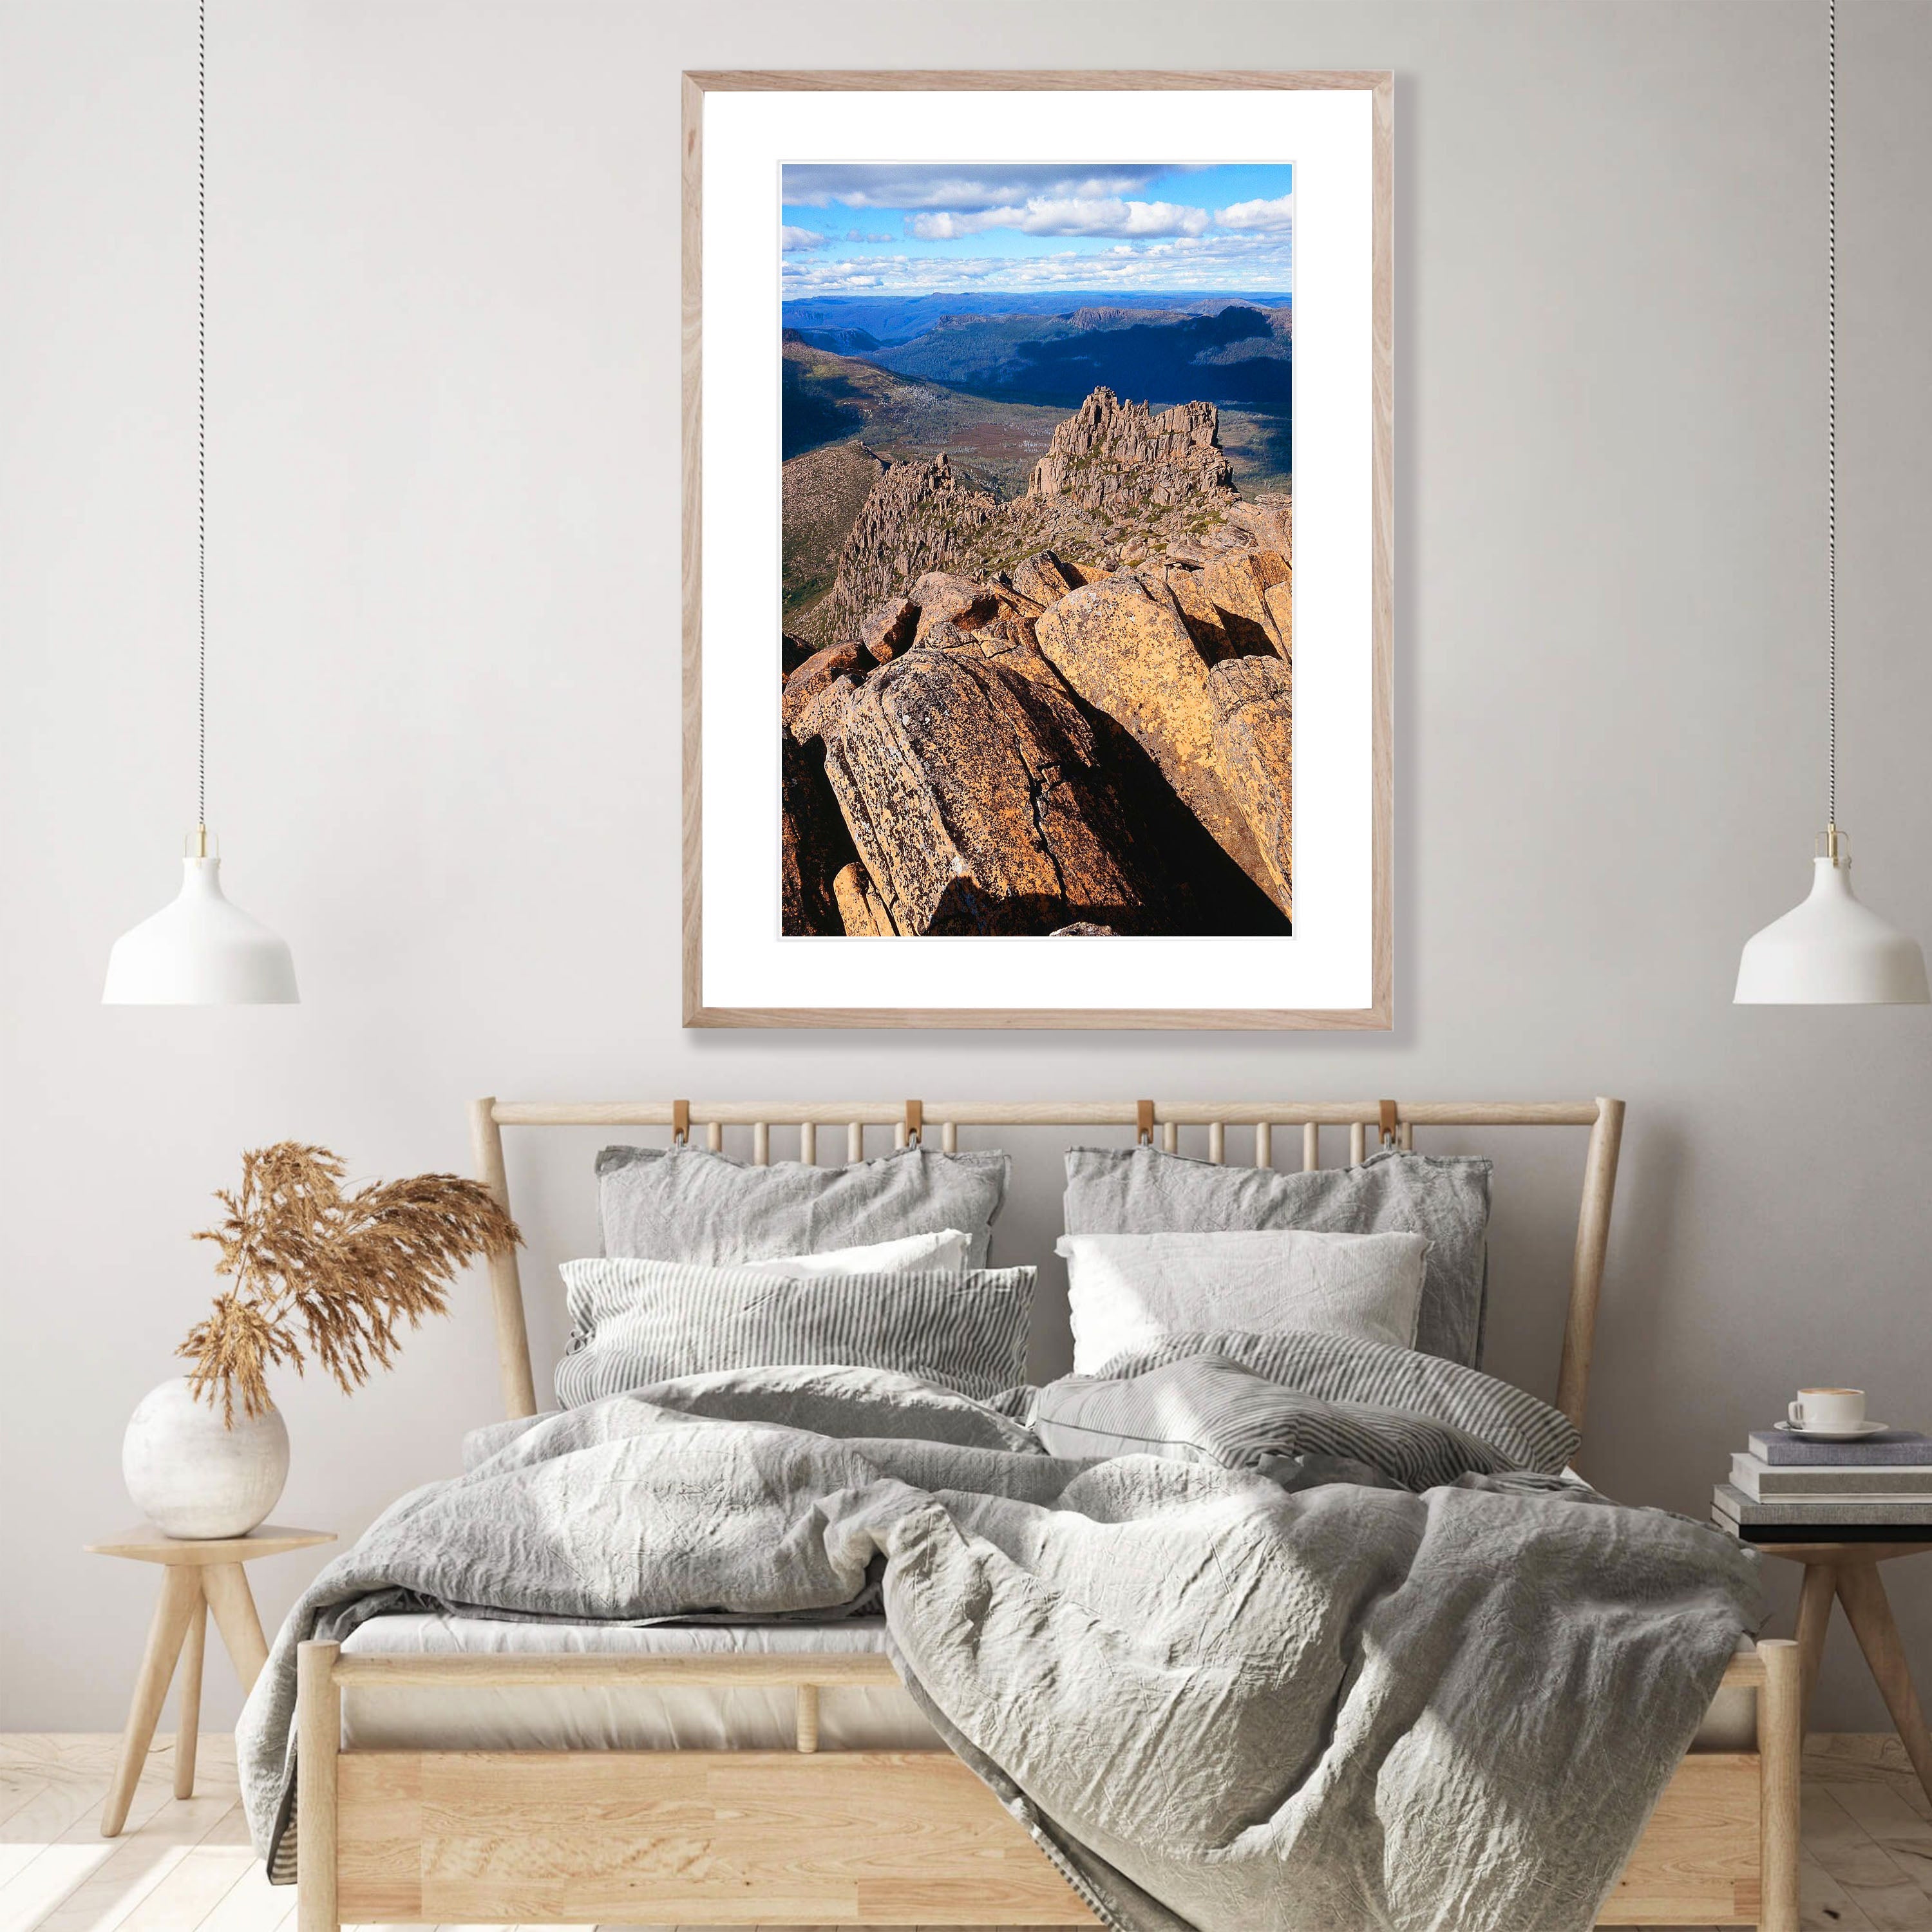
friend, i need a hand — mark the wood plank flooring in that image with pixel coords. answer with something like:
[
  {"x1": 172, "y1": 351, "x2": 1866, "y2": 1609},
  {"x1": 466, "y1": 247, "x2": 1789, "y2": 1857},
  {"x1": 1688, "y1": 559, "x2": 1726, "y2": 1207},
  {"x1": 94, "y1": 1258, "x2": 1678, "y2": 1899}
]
[{"x1": 5, "y1": 1733, "x2": 1929, "y2": 1932}]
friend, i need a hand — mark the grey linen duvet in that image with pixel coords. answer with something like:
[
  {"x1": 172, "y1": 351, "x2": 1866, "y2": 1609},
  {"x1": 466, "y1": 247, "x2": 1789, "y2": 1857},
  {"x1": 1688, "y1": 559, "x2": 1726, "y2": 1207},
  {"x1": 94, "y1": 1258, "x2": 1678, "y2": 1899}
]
[{"x1": 237, "y1": 1352, "x2": 1761, "y2": 1932}]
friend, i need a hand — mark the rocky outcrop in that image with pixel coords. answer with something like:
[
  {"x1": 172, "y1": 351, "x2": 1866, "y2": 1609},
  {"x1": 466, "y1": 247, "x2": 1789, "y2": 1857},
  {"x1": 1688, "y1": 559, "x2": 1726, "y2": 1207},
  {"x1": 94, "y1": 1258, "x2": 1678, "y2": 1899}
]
[
  {"x1": 781, "y1": 734, "x2": 856, "y2": 936},
  {"x1": 779, "y1": 387, "x2": 1294, "y2": 936},
  {"x1": 905, "y1": 570, "x2": 1047, "y2": 649},
  {"x1": 857, "y1": 596, "x2": 918, "y2": 663},
  {"x1": 1034, "y1": 576, "x2": 1262, "y2": 896},
  {"x1": 1027, "y1": 388, "x2": 1235, "y2": 512},
  {"x1": 1207, "y1": 654, "x2": 1294, "y2": 915},
  {"x1": 815, "y1": 453, "x2": 1000, "y2": 647},
  {"x1": 1200, "y1": 549, "x2": 1293, "y2": 659},
  {"x1": 800, "y1": 621, "x2": 1168, "y2": 937},
  {"x1": 1010, "y1": 550, "x2": 1103, "y2": 607},
  {"x1": 798, "y1": 392, "x2": 1259, "y2": 659},
  {"x1": 782, "y1": 640, "x2": 868, "y2": 735},
  {"x1": 907, "y1": 571, "x2": 1003, "y2": 644},
  {"x1": 833, "y1": 860, "x2": 899, "y2": 936},
  {"x1": 1226, "y1": 495, "x2": 1293, "y2": 560},
  {"x1": 1143, "y1": 564, "x2": 1230, "y2": 660},
  {"x1": 1263, "y1": 583, "x2": 1293, "y2": 660},
  {"x1": 1034, "y1": 571, "x2": 1294, "y2": 918}
]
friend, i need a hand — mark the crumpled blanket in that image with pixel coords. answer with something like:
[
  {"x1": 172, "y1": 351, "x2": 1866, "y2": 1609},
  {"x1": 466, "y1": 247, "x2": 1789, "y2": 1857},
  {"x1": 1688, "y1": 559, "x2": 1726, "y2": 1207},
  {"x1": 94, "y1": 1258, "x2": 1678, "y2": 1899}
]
[{"x1": 237, "y1": 1356, "x2": 1761, "y2": 1932}]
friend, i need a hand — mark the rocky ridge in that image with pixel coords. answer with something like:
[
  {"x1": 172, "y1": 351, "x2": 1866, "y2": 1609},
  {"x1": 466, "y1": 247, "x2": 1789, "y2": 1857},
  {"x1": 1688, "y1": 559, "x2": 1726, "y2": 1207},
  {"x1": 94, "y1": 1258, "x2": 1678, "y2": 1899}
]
[
  {"x1": 1027, "y1": 388, "x2": 1233, "y2": 511},
  {"x1": 781, "y1": 386, "x2": 1294, "y2": 940},
  {"x1": 815, "y1": 454, "x2": 1001, "y2": 647},
  {"x1": 806, "y1": 388, "x2": 1289, "y2": 658}
]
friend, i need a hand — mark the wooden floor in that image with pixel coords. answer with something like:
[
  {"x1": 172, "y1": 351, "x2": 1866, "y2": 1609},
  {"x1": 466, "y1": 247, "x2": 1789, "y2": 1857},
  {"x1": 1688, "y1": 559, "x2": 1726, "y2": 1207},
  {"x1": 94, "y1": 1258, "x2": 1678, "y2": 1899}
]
[{"x1": 4, "y1": 1734, "x2": 1929, "y2": 1932}]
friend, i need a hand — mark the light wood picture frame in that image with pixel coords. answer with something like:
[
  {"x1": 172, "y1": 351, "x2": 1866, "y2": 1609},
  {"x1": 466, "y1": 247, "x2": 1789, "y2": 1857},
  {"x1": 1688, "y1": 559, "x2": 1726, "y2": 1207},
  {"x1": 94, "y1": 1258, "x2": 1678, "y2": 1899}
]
[{"x1": 682, "y1": 70, "x2": 1394, "y2": 1028}]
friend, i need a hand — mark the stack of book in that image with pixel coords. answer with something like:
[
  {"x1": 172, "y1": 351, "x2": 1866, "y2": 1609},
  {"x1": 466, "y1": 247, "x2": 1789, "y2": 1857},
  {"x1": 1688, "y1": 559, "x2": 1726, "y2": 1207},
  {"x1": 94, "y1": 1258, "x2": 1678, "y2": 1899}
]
[{"x1": 1714, "y1": 1429, "x2": 1932, "y2": 1540}]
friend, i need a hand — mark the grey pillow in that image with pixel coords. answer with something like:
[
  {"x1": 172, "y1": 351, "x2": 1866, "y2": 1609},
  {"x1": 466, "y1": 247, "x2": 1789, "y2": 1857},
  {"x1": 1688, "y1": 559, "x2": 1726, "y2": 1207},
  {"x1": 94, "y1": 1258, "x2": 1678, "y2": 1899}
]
[
  {"x1": 1062, "y1": 1146, "x2": 1492, "y2": 1366},
  {"x1": 556, "y1": 1258, "x2": 1035, "y2": 1406},
  {"x1": 611, "y1": 1363, "x2": 1044, "y2": 1454},
  {"x1": 598, "y1": 1143, "x2": 1010, "y2": 1269},
  {"x1": 1065, "y1": 1329, "x2": 1578, "y2": 1475},
  {"x1": 1028, "y1": 1354, "x2": 1549, "y2": 1490}
]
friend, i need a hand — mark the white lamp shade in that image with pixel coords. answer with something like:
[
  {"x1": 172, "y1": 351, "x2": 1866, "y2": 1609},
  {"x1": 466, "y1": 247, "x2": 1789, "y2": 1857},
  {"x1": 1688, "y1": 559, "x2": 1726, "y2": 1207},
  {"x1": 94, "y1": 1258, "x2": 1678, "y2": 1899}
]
[
  {"x1": 102, "y1": 855, "x2": 299, "y2": 1005},
  {"x1": 1734, "y1": 855, "x2": 1929, "y2": 1005}
]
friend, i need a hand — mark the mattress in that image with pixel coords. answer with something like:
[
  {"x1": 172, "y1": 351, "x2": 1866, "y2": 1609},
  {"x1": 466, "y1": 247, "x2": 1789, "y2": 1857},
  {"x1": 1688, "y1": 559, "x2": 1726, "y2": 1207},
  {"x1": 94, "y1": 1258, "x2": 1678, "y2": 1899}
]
[{"x1": 338, "y1": 1612, "x2": 1758, "y2": 1754}]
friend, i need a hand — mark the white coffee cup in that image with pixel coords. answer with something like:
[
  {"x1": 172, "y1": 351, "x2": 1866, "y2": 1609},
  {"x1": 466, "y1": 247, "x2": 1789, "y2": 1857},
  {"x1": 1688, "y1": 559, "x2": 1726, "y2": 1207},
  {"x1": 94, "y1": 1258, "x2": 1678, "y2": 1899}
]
[{"x1": 1788, "y1": 1387, "x2": 1866, "y2": 1433}]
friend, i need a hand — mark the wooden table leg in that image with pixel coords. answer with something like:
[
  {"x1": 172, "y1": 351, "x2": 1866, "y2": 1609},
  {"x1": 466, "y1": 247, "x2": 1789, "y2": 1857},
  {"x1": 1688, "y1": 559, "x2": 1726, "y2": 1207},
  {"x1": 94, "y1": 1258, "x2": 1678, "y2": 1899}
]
[
  {"x1": 1835, "y1": 1560, "x2": 1932, "y2": 1804},
  {"x1": 1794, "y1": 1561, "x2": 1837, "y2": 1721},
  {"x1": 202, "y1": 1561, "x2": 269, "y2": 1692},
  {"x1": 173, "y1": 1580, "x2": 206, "y2": 1799},
  {"x1": 100, "y1": 1565, "x2": 199, "y2": 1837}
]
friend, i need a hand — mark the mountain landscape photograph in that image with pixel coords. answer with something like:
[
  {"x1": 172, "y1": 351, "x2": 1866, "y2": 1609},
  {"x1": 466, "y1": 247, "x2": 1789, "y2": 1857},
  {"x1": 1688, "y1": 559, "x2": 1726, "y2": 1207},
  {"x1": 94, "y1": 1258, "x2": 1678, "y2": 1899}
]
[{"x1": 779, "y1": 162, "x2": 1296, "y2": 939}]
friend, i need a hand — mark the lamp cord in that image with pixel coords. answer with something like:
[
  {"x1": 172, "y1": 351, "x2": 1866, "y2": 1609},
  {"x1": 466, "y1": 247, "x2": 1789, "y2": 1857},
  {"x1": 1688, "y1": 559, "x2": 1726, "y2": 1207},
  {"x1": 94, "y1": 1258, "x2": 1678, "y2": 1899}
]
[
  {"x1": 195, "y1": 0, "x2": 205, "y2": 831},
  {"x1": 1827, "y1": 0, "x2": 1837, "y2": 834}
]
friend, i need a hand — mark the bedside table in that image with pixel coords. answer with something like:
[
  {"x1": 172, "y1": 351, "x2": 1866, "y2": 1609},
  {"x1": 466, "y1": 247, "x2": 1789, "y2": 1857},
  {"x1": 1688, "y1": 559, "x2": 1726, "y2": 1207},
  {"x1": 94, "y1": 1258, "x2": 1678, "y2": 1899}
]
[
  {"x1": 86, "y1": 1520, "x2": 334, "y2": 1837},
  {"x1": 1736, "y1": 1533, "x2": 1931, "y2": 1804}
]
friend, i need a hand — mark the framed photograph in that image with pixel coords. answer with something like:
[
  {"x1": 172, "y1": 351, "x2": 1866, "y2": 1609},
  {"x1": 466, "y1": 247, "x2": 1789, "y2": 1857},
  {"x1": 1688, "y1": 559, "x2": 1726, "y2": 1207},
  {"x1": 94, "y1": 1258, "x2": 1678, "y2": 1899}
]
[{"x1": 683, "y1": 70, "x2": 1391, "y2": 1028}]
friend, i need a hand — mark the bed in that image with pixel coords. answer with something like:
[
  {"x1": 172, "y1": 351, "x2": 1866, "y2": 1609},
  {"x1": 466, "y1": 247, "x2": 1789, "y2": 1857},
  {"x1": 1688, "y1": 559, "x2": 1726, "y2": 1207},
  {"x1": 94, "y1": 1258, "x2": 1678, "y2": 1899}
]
[{"x1": 289, "y1": 1095, "x2": 1799, "y2": 1932}]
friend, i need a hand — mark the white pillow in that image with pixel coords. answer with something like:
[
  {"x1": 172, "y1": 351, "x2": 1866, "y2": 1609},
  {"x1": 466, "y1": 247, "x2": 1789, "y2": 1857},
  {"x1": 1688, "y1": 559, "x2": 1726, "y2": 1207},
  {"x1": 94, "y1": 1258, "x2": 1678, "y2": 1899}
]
[
  {"x1": 734, "y1": 1227, "x2": 971, "y2": 1277},
  {"x1": 1055, "y1": 1228, "x2": 1430, "y2": 1373}
]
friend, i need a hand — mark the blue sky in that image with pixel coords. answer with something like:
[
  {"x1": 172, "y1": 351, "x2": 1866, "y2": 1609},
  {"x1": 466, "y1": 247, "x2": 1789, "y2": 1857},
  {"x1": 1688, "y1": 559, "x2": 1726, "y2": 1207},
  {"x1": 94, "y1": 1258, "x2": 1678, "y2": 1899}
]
[{"x1": 779, "y1": 163, "x2": 1292, "y2": 296}]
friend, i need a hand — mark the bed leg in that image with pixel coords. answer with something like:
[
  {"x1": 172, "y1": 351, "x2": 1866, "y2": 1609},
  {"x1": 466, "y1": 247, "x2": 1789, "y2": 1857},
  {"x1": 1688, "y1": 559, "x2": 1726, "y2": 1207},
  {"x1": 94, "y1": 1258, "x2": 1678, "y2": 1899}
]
[
  {"x1": 1759, "y1": 1638, "x2": 1800, "y2": 1932},
  {"x1": 297, "y1": 1640, "x2": 341, "y2": 1932}
]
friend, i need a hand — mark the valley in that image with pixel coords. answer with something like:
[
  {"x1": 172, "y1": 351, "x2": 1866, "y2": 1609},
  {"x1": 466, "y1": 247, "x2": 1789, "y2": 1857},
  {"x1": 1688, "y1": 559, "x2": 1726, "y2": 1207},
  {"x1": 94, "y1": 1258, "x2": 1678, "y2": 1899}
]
[{"x1": 781, "y1": 295, "x2": 1293, "y2": 637}]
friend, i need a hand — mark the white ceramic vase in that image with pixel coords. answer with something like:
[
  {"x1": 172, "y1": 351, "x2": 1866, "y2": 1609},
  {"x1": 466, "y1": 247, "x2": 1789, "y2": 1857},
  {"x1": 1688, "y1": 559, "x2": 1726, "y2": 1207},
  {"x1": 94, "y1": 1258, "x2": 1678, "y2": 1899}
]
[{"x1": 122, "y1": 1377, "x2": 289, "y2": 1539}]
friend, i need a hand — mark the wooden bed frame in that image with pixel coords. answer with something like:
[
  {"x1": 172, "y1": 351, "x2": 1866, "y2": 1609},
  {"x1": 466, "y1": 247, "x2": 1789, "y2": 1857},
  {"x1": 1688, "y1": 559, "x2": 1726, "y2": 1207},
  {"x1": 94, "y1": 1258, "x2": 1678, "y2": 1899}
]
[{"x1": 294, "y1": 1096, "x2": 1799, "y2": 1931}]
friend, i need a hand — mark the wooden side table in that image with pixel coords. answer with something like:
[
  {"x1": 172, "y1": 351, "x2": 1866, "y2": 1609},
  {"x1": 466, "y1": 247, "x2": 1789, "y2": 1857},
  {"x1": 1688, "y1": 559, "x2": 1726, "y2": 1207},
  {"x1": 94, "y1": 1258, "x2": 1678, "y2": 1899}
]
[
  {"x1": 1753, "y1": 1537, "x2": 1932, "y2": 1804},
  {"x1": 86, "y1": 1521, "x2": 334, "y2": 1837}
]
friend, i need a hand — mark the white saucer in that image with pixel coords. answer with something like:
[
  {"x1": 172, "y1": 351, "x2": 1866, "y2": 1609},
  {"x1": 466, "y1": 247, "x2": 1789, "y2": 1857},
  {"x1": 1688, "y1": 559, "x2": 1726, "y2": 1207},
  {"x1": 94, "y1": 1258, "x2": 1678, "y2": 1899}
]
[{"x1": 1775, "y1": 1419, "x2": 1890, "y2": 1441}]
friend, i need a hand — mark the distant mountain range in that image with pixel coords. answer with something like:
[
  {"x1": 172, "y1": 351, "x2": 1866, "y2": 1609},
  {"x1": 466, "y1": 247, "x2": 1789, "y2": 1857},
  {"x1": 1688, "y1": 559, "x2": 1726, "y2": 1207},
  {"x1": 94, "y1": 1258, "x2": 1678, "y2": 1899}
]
[
  {"x1": 783, "y1": 296, "x2": 1291, "y2": 457},
  {"x1": 782, "y1": 290, "x2": 1291, "y2": 341},
  {"x1": 871, "y1": 306, "x2": 1290, "y2": 412}
]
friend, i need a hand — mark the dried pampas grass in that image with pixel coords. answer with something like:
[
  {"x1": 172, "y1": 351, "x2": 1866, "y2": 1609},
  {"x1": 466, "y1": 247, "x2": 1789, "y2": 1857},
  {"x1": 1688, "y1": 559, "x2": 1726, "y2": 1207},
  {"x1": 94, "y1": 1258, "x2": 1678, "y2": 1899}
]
[{"x1": 180, "y1": 1142, "x2": 522, "y2": 1425}]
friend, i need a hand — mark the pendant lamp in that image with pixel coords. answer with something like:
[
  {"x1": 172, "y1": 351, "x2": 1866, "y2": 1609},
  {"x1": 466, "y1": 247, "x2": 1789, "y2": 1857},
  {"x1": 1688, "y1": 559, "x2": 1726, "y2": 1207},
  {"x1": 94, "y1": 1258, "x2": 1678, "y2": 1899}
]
[
  {"x1": 1734, "y1": 0, "x2": 1927, "y2": 1006},
  {"x1": 104, "y1": 0, "x2": 298, "y2": 1006}
]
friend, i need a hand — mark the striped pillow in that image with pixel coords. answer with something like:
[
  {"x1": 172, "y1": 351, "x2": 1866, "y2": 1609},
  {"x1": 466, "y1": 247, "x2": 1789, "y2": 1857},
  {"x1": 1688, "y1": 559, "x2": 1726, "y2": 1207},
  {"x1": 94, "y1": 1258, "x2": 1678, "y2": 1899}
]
[
  {"x1": 1076, "y1": 1329, "x2": 1580, "y2": 1475},
  {"x1": 556, "y1": 1258, "x2": 1035, "y2": 1408},
  {"x1": 1030, "y1": 1356, "x2": 1529, "y2": 1492}
]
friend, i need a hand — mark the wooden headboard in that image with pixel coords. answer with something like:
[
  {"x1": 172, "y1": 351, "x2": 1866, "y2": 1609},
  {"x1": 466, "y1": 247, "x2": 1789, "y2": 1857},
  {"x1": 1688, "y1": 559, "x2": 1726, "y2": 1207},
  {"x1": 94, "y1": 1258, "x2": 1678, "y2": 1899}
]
[{"x1": 469, "y1": 1096, "x2": 1625, "y2": 1441}]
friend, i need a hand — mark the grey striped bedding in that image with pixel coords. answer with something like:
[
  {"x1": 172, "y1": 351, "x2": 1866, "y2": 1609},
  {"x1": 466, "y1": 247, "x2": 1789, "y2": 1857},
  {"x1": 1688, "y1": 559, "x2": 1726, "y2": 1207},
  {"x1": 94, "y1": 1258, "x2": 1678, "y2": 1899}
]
[
  {"x1": 242, "y1": 1356, "x2": 1758, "y2": 1931},
  {"x1": 1045, "y1": 1328, "x2": 1580, "y2": 1479},
  {"x1": 556, "y1": 1257, "x2": 1035, "y2": 1407}
]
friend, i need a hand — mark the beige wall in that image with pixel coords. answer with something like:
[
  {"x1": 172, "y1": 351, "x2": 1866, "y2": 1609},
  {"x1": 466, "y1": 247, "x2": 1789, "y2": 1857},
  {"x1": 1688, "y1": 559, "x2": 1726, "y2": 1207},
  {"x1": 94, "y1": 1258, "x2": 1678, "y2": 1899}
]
[{"x1": 3, "y1": 0, "x2": 1930, "y2": 1732}]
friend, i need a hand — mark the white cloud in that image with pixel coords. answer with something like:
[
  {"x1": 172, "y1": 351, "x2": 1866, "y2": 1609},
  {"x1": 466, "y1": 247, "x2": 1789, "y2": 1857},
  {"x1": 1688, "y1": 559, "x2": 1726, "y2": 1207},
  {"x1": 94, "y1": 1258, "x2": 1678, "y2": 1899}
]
[
  {"x1": 782, "y1": 164, "x2": 1179, "y2": 211},
  {"x1": 907, "y1": 197, "x2": 1212, "y2": 242},
  {"x1": 1215, "y1": 192, "x2": 1294, "y2": 233},
  {"x1": 905, "y1": 208, "x2": 1006, "y2": 240},
  {"x1": 780, "y1": 231, "x2": 1293, "y2": 298},
  {"x1": 779, "y1": 225, "x2": 828, "y2": 252}
]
